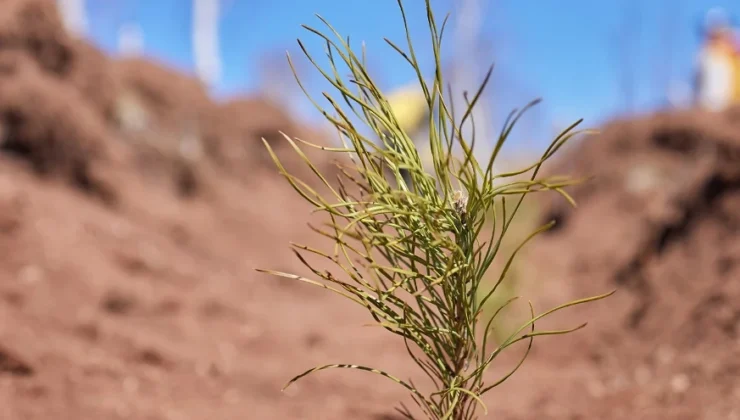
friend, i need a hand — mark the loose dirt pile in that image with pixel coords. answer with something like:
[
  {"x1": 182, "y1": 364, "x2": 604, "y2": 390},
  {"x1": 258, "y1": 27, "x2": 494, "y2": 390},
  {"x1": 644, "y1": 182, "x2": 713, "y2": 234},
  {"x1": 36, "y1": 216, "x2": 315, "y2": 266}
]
[
  {"x1": 0, "y1": 0, "x2": 330, "y2": 200},
  {"x1": 490, "y1": 108, "x2": 740, "y2": 419},
  {"x1": 0, "y1": 1, "x2": 738, "y2": 419}
]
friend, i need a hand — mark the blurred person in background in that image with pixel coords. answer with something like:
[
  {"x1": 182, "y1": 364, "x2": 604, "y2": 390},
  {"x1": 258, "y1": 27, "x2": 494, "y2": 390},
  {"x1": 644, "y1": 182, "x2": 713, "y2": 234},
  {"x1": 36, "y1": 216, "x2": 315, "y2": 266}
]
[
  {"x1": 733, "y1": 25, "x2": 740, "y2": 102},
  {"x1": 694, "y1": 7, "x2": 739, "y2": 111},
  {"x1": 382, "y1": 81, "x2": 431, "y2": 187}
]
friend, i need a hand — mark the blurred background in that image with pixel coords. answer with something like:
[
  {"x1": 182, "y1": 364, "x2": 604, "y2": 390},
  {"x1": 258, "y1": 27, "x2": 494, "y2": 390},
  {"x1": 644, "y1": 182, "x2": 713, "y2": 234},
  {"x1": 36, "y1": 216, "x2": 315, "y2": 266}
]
[
  {"x1": 64, "y1": 0, "x2": 740, "y2": 147},
  {"x1": 0, "y1": 0, "x2": 738, "y2": 419}
]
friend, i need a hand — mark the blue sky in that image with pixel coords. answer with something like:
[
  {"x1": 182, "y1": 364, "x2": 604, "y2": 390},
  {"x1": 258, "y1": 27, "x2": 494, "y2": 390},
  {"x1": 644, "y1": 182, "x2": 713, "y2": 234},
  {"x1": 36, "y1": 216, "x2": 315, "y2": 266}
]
[{"x1": 80, "y1": 0, "x2": 740, "y2": 152}]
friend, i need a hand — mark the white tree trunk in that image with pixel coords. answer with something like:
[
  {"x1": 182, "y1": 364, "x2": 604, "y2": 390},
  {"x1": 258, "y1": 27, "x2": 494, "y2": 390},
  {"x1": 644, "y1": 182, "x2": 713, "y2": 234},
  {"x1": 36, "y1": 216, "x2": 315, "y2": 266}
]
[
  {"x1": 450, "y1": 0, "x2": 496, "y2": 168},
  {"x1": 118, "y1": 22, "x2": 144, "y2": 57},
  {"x1": 192, "y1": 0, "x2": 222, "y2": 88},
  {"x1": 58, "y1": 0, "x2": 88, "y2": 38}
]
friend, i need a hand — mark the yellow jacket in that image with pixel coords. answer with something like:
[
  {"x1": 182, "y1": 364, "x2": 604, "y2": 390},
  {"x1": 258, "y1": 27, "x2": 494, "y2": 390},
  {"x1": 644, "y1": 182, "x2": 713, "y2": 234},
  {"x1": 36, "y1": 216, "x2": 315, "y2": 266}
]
[
  {"x1": 734, "y1": 51, "x2": 740, "y2": 101},
  {"x1": 385, "y1": 83, "x2": 429, "y2": 135},
  {"x1": 696, "y1": 39, "x2": 738, "y2": 110},
  {"x1": 383, "y1": 82, "x2": 437, "y2": 172}
]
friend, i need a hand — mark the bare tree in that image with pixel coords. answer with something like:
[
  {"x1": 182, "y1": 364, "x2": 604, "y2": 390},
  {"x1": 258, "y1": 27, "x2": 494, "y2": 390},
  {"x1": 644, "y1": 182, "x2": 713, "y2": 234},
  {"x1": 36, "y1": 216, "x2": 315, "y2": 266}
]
[
  {"x1": 57, "y1": 0, "x2": 88, "y2": 38},
  {"x1": 118, "y1": 22, "x2": 144, "y2": 56},
  {"x1": 448, "y1": 0, "x2": 497, "y2": 166},
  {"x1": 192, "y1": 0, "x2": 222, "y2": 88},
  {"x1": 85, "y1": 0, "x2": 142, "y2": 56}
]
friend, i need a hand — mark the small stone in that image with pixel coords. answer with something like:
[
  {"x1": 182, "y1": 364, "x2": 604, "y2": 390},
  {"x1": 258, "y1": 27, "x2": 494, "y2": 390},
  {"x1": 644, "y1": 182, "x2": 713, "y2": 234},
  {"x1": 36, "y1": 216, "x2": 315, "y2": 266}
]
[
  {"x1": 625, "y1": 164, "x2": 661, "y2": 194},
  {"x1": 670, "y1": 373, "x2": 690, "y2": 394}
]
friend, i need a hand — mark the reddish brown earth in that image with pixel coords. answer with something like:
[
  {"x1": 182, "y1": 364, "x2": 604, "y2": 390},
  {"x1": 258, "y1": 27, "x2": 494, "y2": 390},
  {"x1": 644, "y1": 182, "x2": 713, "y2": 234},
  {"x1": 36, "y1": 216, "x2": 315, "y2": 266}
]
[
  {"x1": 500, "y1": 108, "x2": 740, "y2": 420},
  {"x1": 1, "y1": 1, "x2": 739, "y2": 419}
]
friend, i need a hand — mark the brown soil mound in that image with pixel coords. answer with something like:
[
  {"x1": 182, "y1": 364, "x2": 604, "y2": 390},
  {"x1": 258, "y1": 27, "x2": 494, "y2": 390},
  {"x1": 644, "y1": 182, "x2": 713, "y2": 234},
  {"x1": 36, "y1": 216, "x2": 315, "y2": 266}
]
[
  {"x1": 67, "y1": 38, "x2": 123, "y2": 123},
  {"x1": 0, "y1": 0, "x2": 71, "y2": 74},
  {"x1": 0, "y1": 2, "x2": 398, "y2": 420},
  {"x1": 0, "y1": 50, "x2": 115, "y2": 202},
  {"x1": 111, "y1": 57, "x2": 215, "y2": 197},
  {"x1": 0, "y1": 0, "x2": 121, "y2": 202},
  {"x1": 111, "y1": 59, "x2": 333, "y2": 195},
  {"x1": 209, "y1": 97, "x2": 330, "y2": 179},
  {"x1": 489, "y1": 107, "x2": 740, "y2": 419},
  {"x1": 0, "y1": 0, "x2": 119, "y2": 123}
]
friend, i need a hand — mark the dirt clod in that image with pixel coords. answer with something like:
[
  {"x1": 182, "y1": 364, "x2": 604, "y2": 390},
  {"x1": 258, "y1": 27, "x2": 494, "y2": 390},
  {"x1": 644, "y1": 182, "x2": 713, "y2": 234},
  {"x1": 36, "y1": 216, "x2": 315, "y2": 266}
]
[{"x1": 0, "y1": 345, "x2": 33, "y2": 376}]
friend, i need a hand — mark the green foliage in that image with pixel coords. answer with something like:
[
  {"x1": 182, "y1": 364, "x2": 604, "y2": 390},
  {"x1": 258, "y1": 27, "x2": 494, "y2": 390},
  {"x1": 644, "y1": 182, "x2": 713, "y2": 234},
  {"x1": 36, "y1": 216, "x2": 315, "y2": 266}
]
[
  {"x1": 476, "y1": 196, "x2": 542, "y2": 345},
  {"x1": 256, "y1": 1, "x2": 614, "y2": 418}
]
